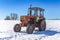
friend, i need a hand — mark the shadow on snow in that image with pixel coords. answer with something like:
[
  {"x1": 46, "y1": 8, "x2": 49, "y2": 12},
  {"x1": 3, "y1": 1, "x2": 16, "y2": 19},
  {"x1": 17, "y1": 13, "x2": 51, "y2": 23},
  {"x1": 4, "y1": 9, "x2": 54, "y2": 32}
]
[
  {"x1": 19, "y1": 30, "x2": 60, "y2": 36},
  {"x1": 33, "y1": 30, "x2": 60, "y2": 36}
]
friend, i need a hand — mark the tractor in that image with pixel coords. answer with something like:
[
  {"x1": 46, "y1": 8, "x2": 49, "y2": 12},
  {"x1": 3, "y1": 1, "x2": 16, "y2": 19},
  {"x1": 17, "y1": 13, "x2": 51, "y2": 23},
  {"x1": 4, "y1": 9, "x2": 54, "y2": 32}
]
[{"x1": 13, "y1": 5, "x2": 46, "y2": 34}]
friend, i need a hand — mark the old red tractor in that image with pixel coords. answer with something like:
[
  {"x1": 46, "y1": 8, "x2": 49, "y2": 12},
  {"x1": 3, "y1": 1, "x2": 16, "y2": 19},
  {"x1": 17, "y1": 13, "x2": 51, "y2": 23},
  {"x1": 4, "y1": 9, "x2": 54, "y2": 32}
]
[{"x1": 14, "y1": 5, "x2": 46, "y2": 34}]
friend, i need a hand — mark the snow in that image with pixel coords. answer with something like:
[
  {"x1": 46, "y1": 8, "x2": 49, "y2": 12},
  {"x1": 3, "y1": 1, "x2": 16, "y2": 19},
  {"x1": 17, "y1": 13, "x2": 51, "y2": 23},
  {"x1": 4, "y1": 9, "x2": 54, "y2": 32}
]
[{"x1": 0, "y1": 20, "x2": 60, "y2": 40}]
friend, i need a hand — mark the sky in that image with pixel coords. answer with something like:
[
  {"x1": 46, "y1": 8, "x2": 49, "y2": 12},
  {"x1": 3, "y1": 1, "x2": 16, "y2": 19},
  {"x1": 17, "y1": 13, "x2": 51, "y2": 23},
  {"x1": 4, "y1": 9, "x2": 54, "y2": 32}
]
[{"x1": 0, "y1": 0, "x2": 60, "y2": 19}]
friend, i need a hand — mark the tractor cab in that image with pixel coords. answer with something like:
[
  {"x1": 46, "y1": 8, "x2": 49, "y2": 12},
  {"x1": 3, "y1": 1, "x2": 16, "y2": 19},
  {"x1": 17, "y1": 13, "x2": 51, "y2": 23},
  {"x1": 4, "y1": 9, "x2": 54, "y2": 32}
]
[
  {"x1": 28, "y1": 6, "x2": 44, "y2": 17},
  {"x1": 27, "y1": 6, "x2": 45, "y2": 23}
]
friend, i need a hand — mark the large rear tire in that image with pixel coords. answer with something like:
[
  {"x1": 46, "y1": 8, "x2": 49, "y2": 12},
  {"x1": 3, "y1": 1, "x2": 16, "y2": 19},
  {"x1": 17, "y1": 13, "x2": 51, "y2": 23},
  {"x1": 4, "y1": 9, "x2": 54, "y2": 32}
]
[
  {"x1": 38, "y1": 20, "x2": 46, "y2": 31},
  {"x1": 26, "y1": 24, "x2": 35, "y2": 34},
  {"x1": 14, "y1": 24, "x2": 21, "y2": 32}
]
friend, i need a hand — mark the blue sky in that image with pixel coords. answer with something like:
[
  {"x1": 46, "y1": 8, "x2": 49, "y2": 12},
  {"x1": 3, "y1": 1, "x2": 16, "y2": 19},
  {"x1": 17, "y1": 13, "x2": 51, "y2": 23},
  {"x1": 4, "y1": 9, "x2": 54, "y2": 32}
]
[{"x1": 0, "y1": 0, "x2": 60, "y2": 19}]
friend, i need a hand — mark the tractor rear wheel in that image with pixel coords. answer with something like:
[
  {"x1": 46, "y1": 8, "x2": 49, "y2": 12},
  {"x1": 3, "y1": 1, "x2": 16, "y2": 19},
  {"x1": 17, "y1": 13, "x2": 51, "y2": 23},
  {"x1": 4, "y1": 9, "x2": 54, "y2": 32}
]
[
  {"x1": 26, "y1": 24, "x2": 35, "y2": 34},
  {"x1": 38, "y1": 20, "x2": 46, "y2": 31},
  {"x1": 14, "y1": 24, "x2": 21, "y2": 32}
]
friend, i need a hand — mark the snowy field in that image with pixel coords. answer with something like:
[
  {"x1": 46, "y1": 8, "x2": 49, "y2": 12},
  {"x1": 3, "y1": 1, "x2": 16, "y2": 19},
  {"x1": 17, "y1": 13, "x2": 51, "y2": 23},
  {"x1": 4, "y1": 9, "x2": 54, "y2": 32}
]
[{"x1": 0, "y1": 20, "x2": 60, "y2": 40}]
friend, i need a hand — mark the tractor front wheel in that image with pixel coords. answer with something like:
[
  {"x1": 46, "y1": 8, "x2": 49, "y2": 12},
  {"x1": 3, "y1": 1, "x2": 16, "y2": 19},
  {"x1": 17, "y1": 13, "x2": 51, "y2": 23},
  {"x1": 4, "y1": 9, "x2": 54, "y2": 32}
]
[{"x1": 14, "y1": 24, "x2": 21, "y2": 32}]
